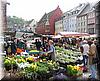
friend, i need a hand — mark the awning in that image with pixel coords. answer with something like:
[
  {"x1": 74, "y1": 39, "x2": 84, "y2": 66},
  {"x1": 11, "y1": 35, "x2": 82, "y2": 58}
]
[
  {"x1": 58, "y1": 32, "x2": 90, "y2": 37},
  {"x1": 90, "y1": 34, "x2": 97, "y2": 38},
  {"x1": 52, "y1": 35, "x2": 63, "y2": 38}
]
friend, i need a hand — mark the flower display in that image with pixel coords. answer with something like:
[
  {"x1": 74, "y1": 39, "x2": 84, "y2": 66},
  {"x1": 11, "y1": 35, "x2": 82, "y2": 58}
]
[{"x1": 67, "y1": 65, "x2": 83, "y2": 76}]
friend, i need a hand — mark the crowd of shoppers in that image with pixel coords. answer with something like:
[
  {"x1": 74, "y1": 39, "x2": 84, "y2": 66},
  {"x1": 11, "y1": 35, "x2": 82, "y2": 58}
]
[
  {"x1": 4, "y1": 36, "x2": 98, "y2": 79},
  {"x1": 78, "y1": 38, "x2": 97, "y2": 79}
]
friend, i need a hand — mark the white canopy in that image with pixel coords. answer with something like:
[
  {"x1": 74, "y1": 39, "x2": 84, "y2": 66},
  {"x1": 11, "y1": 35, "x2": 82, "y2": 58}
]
[
  {"x1": 58, "y1": 32, "x2": 90, "y2": 37},
  {"x1": 90, "y1": 34, "x2": 97, "y2": 38},
  {"x1": 52, "y1": 35, "x2": 63, "y2": 38}
]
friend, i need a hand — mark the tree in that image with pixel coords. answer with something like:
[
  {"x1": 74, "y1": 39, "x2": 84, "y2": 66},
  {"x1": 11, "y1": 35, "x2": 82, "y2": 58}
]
[{"x1": 7, "y1": 16, "x2": 27, "y2": 28}]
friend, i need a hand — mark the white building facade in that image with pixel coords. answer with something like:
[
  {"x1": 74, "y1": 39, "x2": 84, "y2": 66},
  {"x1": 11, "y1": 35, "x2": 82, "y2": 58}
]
[
  {"x1": 77, "y1": 15, "x2": 87, "y2": 33},
  {"x1": 63, "y1": 3, "x2": 87, "y2": 32},
  {"x1": 29, "y1": 19, "x2": 37, "y2": 33}
]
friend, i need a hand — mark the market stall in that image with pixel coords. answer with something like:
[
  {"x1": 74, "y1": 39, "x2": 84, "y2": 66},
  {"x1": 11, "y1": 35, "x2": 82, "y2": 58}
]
[
  {"x1": 3, "y1": 45, "x2": 85, "y2": 81},
  {"x1": 3, "y1": 31, "x2": 93, "y2": 80}
]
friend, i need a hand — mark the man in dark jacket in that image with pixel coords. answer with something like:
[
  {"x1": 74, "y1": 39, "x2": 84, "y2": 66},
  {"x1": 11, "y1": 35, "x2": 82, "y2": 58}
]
[
  {"x1": 35, "y1": 39, "x2": 42, "y2": 50},
  {"x1": 11, "y1": 40, "x2": 16, "y2": 55}
]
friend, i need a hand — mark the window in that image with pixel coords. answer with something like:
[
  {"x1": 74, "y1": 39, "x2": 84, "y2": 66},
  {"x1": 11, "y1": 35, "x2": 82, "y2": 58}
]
[
  {"x1": 90, "y1": 13, "x2": 92, "y2": 17},
  {"x1": 78, "y1": 29, "x2": 80, "y2": 32},
  {"x1": 81, "y1": 28, "x2": 83, "y2": 32},
  {"x1": 92, "y1": 12, "x2": 94, "y2": 17},
  {"x1": 72, "y1": 24, "x2": 74, "y2": 27},
  {"x1": 89, "y1": 28, "x2": 94, "y2": 34},
  {"x1": 83, "y1": 16, "x2": 85, "y2": 20},
  {"x1": 81, "y1": 22, "x2": 83, "y2": 26},
  {"x1": 84, "y1": 22, "x2": 85, "y2": 26},
  {"x1": 81, "y1": 17, "x2": 82, "y2": 20},
  {"x1": 75, "y1": 24, "x2": 76, "y2": 26},
  {"x1": 82, "y1": 17, "x2": 83, "y2": 20},
  {"x1": 70, "y1": 25, "x2": 71, "y2": 28},
  {"x1": 72, "y1": 12, "x2": 73, "y2": 15},
  {"x1": 93, "y1": 12, "x2": 95, "y2": 17},
  {"x1": 78, "y1": 23, "x2": 80, "y2": 26},
  {"x1": 84, "y1": 28, "x2": 85, "y2": 32}
]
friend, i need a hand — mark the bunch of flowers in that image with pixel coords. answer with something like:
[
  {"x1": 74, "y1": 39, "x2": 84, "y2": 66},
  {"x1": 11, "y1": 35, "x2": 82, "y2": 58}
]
[{"x1": 67, "y1": 65, "x2": 83, "y2": 76}]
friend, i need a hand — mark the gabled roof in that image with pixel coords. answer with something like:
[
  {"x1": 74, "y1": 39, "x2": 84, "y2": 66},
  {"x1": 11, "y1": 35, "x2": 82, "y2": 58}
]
[
  {"x1": 38, "y1": 13, "x2": 47, "y2": 23},
  {"x1": 77, "y1": 3, "x2": 90, "y2": 16},
  {"x1": 38, "y1": 6, "x2": 61, "y2": 24},
  {"x1": 88, "y1": 1, "x2": 99, "y2": 12},
  {"x1": 63, "y1": 3, "x2": 87, "y2": 17},
  {"x1": 78, "y1": 1, "x2": 99, "y2": 16},
  {"x1": 38, "y1": 10, "x2": 55, "y2": 24},
  {"x1": 76, "y1": 3, "x2": 89, "y2": 16}
]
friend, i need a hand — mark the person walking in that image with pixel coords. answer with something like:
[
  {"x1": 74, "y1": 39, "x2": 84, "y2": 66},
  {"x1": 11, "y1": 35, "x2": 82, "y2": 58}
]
[
  {"x1": 82, "y1": 40, "x2": 89, "y2": 67},
  {"x1": 46, "y1": 40, "x2": 55, "y2": 61},
  {"x1": 88, "y1": 40, "x2": 97, "y2": 79},
  {"x1": 88, "y1": 41, "x2": 96, "y2": 65}
]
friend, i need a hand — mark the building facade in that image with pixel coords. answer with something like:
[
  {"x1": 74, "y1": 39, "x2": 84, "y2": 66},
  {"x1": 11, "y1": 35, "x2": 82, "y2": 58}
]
[
  {"x1": 87, "y1": 1, "x2": 98, "y2": 34},
  {"x1": 76, "y1": 3, "x2": 89, "y2": 33},
  {"x1": 55, "y1": 17, "x2": 63, "y2": 34},
  {"x1": 87, "y1": 10, "x2": 96, "y2": 34},
  {"x1": 63, "y1": 3, "x2": 87, "y2": 32},
  {"x1": 35, "y1": 6, "x2": 63, "y2": 35},
  {"x1": 77, "y1": 2, "x2": 98, "y2": 34}
]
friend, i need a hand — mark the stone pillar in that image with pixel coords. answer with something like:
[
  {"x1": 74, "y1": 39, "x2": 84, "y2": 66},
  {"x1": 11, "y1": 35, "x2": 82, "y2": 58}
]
[
  {"x1": 95, "y1": 1, "x2": 100, "y2": 80},
  {"x1": 0, "y1": 0, "x2": 4, "y2": 80}
]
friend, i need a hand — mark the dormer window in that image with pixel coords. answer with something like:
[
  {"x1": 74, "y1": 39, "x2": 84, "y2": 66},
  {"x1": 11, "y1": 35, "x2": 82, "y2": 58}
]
[
  {"x1": 72, "y1": 12, "x2": 73, "y2": 15},
  {"x1": 73, "y1": 11, "x2": 76, "y2": 14},
  {"x1": 79, "y1": 4, "x2": 82, "y2": 7}
]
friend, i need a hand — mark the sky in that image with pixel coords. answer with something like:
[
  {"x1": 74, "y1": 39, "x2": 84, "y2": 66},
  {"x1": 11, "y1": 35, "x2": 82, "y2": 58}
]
[{"x1": 7, "y1": 0, "x2": 99, "y2": 21}]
